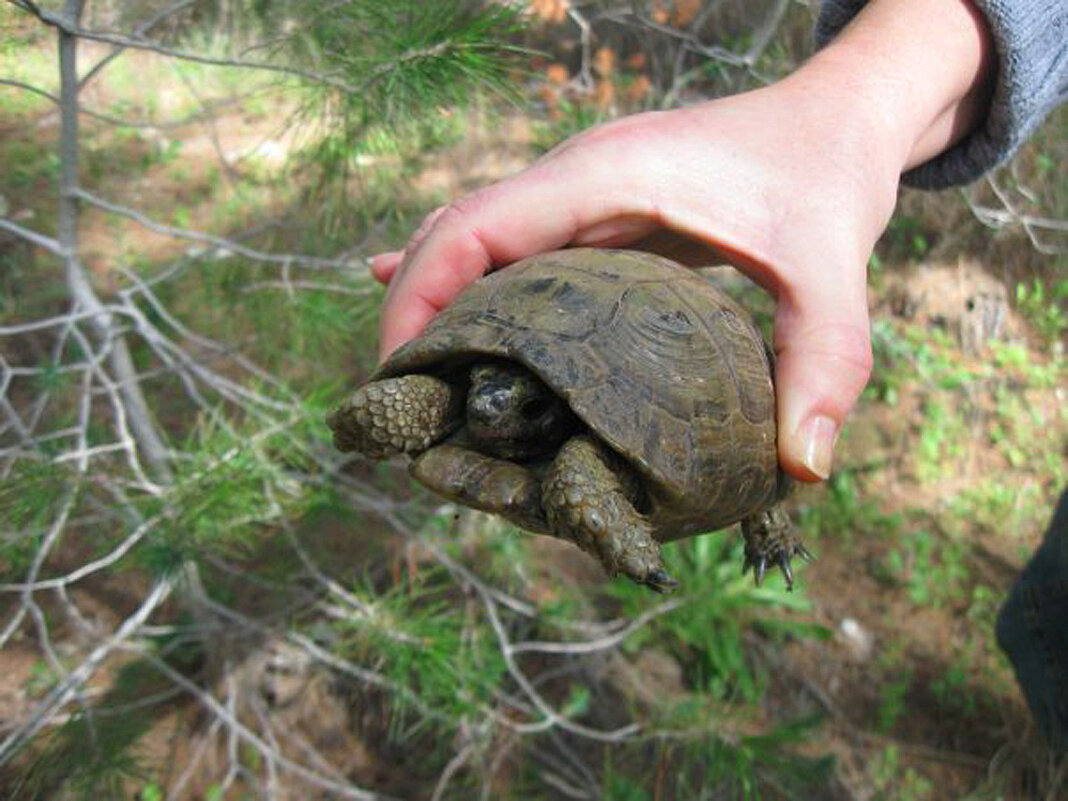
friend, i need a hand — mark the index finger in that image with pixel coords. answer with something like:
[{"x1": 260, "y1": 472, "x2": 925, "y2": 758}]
[{"x1": 379, "y1": 172, "x2": 618, "y2": 360}]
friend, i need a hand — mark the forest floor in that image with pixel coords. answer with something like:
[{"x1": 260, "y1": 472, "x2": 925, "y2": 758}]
[{"x1": 1, "y1": 17, "x2": 1067, "y2": 800}]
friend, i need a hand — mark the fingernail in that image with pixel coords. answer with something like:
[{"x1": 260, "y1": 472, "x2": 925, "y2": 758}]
[{"x1": 800, "y1": 415, "x2": 838, "y2": 480}]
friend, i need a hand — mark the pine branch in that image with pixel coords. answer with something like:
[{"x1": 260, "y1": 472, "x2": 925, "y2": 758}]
[{"x1": 16, "y1": 3, "x2": 363, "y2": 93}]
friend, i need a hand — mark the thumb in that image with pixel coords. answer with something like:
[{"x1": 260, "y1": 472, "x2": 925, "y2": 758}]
[{"x1": 771, "y1": 273, "x2": 872, "y2": 482}]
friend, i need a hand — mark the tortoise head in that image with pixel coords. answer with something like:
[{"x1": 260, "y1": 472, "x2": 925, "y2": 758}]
[{"x1": 465, "y1": 360, "x2": 577, "y2": 460}]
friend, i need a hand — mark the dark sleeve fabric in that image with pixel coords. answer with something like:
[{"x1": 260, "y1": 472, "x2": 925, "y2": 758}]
[
  {"x1": 815, "y1": 1, "x2": 1068, "y2": 189},
  {"x1": 996, "y1": 488, "x2": 1068, "y2": 751}
]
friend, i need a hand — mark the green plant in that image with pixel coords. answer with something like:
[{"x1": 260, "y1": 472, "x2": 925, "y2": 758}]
[
  {"x1": 531, "y1": 98, "x2": 614, "y2": 153},
  {"x1": 603, "y1": 770, "x2": 654, "y2": 801},
  {"x1": 0, "y1": 462, "x2": 77, "y2": 579},
  {"x1": 868, "y1": 318, "x2": 984, "y2": 404},
  {"x1": 876, "y1": 670, "x2": 913, "y2": 733},
  {"x1": 882, "y1": 213, "x2": 933, "y2": 261},
  {"x1": 333, "y1": 571, "x2": 508, "y2": 736},
  {"x1": 915, "y1": 397, "x2": 966, "y2": 482},
  {"x1": 799, "y1": 468, "x2": 902, "y2": 548},
  {"x1": 6, "y1": 657, "x2": 180, "y2": 798},
  {"x1": 870, "y1": 745, "x2": 934, "y2": 800},
  {"x1": 609, "y1": 533, "x2": 814, "y2": 704},
  {"x1": 931, "y1": 660, "x2": 977, "y2": 714},
  {"x1": 639, "y1": 711, "x2": 833, "y2": 800},
  {"x1": 883, "y1": 525, "x2": 968, "y2": 608},
  {"x1": 1016, "y1": 278, "x2": 1068, "y2": 343}
]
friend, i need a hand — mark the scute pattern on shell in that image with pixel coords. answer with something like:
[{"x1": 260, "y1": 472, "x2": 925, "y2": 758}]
[{"x1": 378, "y1": 248, "x2": 783, "y2": 542}]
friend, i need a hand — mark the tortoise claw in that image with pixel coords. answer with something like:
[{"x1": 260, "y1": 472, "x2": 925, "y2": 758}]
[
  {"x1": 643, "y1": 568, "x2": 679, "y2": 594},
  {"x1": 740, "y1": 507, "x2": 811, "y2": 590},
  {"x1": 743, "y1": 557, "x2": 768, "y2": 587},
  {"x1": 742, "y1": 544, "x2": 810, "y2": 591},
  {"x1": 778, "y1": 554, "x2": 794, "y2": 591},
  {"x1": 741, "y1": 553, "x2": 766, "y2": 584}
]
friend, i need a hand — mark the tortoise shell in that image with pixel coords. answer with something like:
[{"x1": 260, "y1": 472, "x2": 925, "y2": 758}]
[{"x1": 377, "y1": 248, "x2": 784, "y2": 541}]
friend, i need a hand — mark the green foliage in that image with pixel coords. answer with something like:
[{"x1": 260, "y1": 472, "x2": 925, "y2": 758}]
[
  {"x1": 800, "y1": 469, "x2": 902, "y2": 546},
  {"x1": 8, "y1": 658, "x2": 175, "y2": 798},
  {"x1": 988, "y1": 380, "x2": 1067, "y2": 479},
  {"x1": 4, "y1": 139, "x2": 60, "y2": 189},
  {"x1": 283, "y1": 0, "x2": 528, "y2": 219},
  {"x1": 532, "y1": 98, "x2": 613, "y2": 153},
  {"x1": 869, "y1": 745, "x2": 934, "y2": 800},
  {"x1": 603, "y1": 772, "x2": 654, "y2": 801},
  {"x1": 870, "y1": 319, "x2": 982, "y2": 397},
  {"x1": 882, "y1": 214, "x2": 933, "y2": 261},
  {"x1": 915, "y1": 398, "x2": 965, "y2": 482},
  {"x1": 149, "y1": 253, "x2": 382, "y2": 385},
  {"x1": 333, "y1": 572, "x2": 508, "y2": 731},
  {"x1": 1016, "y1": 278, "x2": 1068, "y2": 343},
  {"x1": 472, "y1": 517, "x2": 542, "y2": 594},
  {"x1": 882, "y1": 525, "x2": 968, "y2": 608},
  {"x1": 640, "y1": 712, "x2": 834, "y2": 800},
  {"x1": 321, "y1": 2, "x2": 526, "y2": 123},
  {"x1": 10, "y1": 714, "x2": 149, "y2": 798},
  {"x1": 931, "y1": 660, "x2": 977, "y2": 714},
  {"x1": 876, "y1": 669, "x2": 912, "y2": 734},
  {"x1": 609, "y1": 534, "x2": 814, "y2": 704},
  {"x1": 0, "y1": 461, "x2": 75, "y2": 578},
  {"x1": 950, "y1": 478, "x2": 1053, "y2": 543},
  {"x1": 714, "y1": 716, "x2": 834, "y2": 799},
  {"x1": 135, "y1": 406, "x2": 321, "y2": 577}
]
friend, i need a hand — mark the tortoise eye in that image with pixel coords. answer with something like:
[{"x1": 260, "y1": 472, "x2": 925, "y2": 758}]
[{"x1": 520, "y1": 397, "x2": 553, "y2": 421}]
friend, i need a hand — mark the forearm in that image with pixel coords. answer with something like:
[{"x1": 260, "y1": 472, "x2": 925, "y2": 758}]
[
  {"x1": 788, "y1": 0, "x2": 994, "y2": 179},
  {"x1": 816, "y1": 0, "x2": 1068, "y2": 189}
]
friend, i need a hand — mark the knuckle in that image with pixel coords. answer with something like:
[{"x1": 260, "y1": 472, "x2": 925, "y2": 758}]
[{"x1": 439, "y1": 192, "x2": 484, "y2": 225}]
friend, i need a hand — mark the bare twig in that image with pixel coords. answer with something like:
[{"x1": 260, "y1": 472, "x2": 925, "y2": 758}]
[
  {"x1": 480, "y1": 595, "x2": 640, "y2": 742},
  {"x1": 74, "y1": 189, "x2": 367, "y2": 272},
  {"x1": 137, "y1": 651, "x2": 390, "y2": 800},
  {"x1": 78, "y1": 0, "x2": 199, "y2": 90},
  {"x1": 0, "y1": 217, "x2": 68, "y2": 257},
  {"x1": 0, "y1": 579, "x2": 173, "y2": 765},
  {"x1": 963, "y1": 175, "x2": 1068, "y2": 254},
  {"x1": 510, "y1": 595, "x2": 691, "y2": 655},
  {"x1": 0, "y1": 76, "x2": 246, "y2": 129},
  {"x1": 19, "y1": 3, "x2": 363, "y2": 93}
]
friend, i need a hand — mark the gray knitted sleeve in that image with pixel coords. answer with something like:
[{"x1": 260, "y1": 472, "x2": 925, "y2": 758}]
[{"x1": 815, "y1": 1, "x2": 1068, "y2": 189}]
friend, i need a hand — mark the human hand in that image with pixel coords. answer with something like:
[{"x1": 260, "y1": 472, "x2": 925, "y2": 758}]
[{"x1": 371, "y1": 0, "x2": 992, "y2": 482}]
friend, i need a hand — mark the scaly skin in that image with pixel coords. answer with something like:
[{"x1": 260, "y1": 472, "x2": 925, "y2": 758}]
[
  {"x1": 325, "y1": 374, "x2": 462, "y2": 458},
  {"x1": 410, "y1": 444, "x2": 548, "y2": 535},
  {"x1": 542, "y1": 435, "x2": 677, "y2": 593},
  {"x1": 740, "y1": 506, "x2": 812, "y2": 590}
]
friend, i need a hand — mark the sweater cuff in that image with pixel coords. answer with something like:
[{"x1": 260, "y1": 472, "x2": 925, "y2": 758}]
[{"x1": 815, "y1": 0, "x2": 1068, "y2": 190}]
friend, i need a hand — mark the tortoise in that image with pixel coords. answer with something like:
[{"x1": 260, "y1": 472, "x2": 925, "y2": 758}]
[{"x1": 326, "y1": 248, "x2": 810, "y2": 593}]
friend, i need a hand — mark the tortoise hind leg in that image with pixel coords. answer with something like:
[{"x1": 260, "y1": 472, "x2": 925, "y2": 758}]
[
  {"x1": 326, "y1": 375, "x2": 462, "y2": 458},
  {"x1": 542, "y1": 435, "x2": 677, "y2": 593},
  {"x1": 740, "y1": 506, "x2": 813, "y2": 590}
]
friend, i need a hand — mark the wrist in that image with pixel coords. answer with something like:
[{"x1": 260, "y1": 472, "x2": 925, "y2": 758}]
[{"x1": 788, "y1": 0, "x2": 994, "y2": 176}]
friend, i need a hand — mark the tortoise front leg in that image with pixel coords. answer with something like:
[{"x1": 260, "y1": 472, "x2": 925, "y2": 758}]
[
  {"x1": 326, "y1": 375, "x2": 463, "y2": 458},
  {"x1": 740, "y1": 506, "x2": 813, "y2": 590},
  {"x1": 542, "y1": 435, "x2": 677, "y2": 593},
  {"x1": 411, "y1": 444, "x2": 549, "y2": 535}
]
